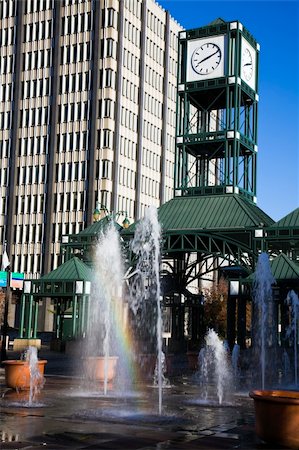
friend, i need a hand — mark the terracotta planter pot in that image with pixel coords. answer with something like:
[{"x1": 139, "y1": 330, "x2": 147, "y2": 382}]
[
  {"x1": 84, "y1": 356, "x2": 118, "y2": 382},
  {"x1": 3, "y1": 360, "x2": 47, "y2": 390},
  {"x1": 249, "y1": 390, "x2": 299, "y2": 449}
]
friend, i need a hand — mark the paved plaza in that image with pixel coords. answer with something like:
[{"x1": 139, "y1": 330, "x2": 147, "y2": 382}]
[{"x1": 0, "y1": 348, "x2": 287, "y2": 450}]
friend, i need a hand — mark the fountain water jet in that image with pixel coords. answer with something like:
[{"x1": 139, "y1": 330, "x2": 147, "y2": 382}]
[
  {"x1": 197, "y1": 329, "x2": 234, "y2": 405},
  {"x1": 252, "y1": 252, "x2": 276, "y2": 389},
  {"x1": 84, "y1": 222, "x2": 126, "y2": 395},
  {"x1": 286, "y1": 290, "x2": 299, "y2": 387},
  {"x1": 129, "y1": 206, "x2": 163, "y2": 414}
]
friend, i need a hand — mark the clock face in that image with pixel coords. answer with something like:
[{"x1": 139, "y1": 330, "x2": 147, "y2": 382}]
[
  {"x1": 240, "y1": 37, "x2": 257, "y2": 90},
  {"x1": 242, "y1": 47, "x2": 253, "y2": 81},
  {"x1": 191, "y1": 43, "x2": 222, "y2": 75}
]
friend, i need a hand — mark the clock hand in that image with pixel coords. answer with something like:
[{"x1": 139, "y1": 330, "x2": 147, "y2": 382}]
[{"x1": 196, "y1": 49, "x2": 220, "y2": 66}]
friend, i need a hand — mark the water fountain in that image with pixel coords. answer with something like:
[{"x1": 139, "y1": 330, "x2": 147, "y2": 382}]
[
  {"x1": 129, "y1": 206, "x2": 164, "y2": 414},
  {"x1": 83, "y1": 222, "x2": 127, "y2": 395},
  {"x1": 252, "y1": 252, "x2": 276, "y2": 389},
  {"x1": 3, "y1": 346, "x2": 46, "y2": 406},
  {"x1": 196, "y1": 329, "x2": 234, "y2": 405},
  {"x1": 286, "y1": 290, "x2": 299, "y2": 387}
]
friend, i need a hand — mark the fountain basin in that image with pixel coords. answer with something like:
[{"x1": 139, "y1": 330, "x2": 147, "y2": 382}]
[
  {"x1": 3, "y1": 359, "x2": 47, "y2": 390},
  {"x1": 84, "y1": 356, "x2": 118, "y2": 382},
  {"x1": 250, "y1": 390, "x2": 299, "y2": 449}
]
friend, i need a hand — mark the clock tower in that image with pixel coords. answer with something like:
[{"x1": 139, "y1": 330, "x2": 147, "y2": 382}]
[{"x1": 176, "y1": 18, "x2": 259, "y2": 202}]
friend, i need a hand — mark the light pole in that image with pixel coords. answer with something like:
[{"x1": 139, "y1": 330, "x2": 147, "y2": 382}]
[{"x1": 93, "y1": 201, "x2": 130, "y2": 229}]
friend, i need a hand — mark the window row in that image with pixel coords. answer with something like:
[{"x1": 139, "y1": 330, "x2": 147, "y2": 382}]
[
  {"x1": 57, "y1": 101, "x2": 89, "y2": 123},
  {"x1": 119, "y1": 165, "x2": 136, "y2": 190},
  {"x1": 98, "y1": 98, "x2": 114, "y2": 119},
  {"x1": 144, "y1": 92, "x2": 162, "y2": 118},
  {"x1": 141, "y1": 175, "x2": 159, "y2": 198},
  {"x1": 59, "y1": 71, "x2": 90, "y2": 93},
  {"x1": 0, "y1": 26, "x2": 15, "y2": 46},
  {"x1": 170, "y1": 30, "x2": 179, "y2": 51},
  {"x1": 95, "y1": 159, "x2": 113, "y2": 180},
  {"x1": 144, "y1": 149, "x2": 161, "y2": 172},
  {"x1": 16, "y1": 164, "x2": 46, "y2": 185},
  {"x1": 101, "y1": 7, "x2": 117, "y2": 28},
  {"x1": 25, "y1": 0, "x2": 53, "y2": 14},
  {"x1": 123, "y1": 48, "x2": 140, "y2": 76},
  {"x1": 145, "y1": 64, "x2": 163, "y2": 91},
  {"x1": 117, "y1": 195, "x2": 134, "y2": 219},
  {"x1": 143, "y1": 120, "x2": 162, "y2": 146},
  {"x1": 23, "y1": 20, "x2": 52, "y2": 42},
  {"x1": 0, "y1": 111, "x2": 11, "y2": 130},
  {"x1": 61, "y1": 0, "x2": 85, "y2": 6},
  {"x1": 0, "y1": 54, "x2": 14, "y2": 74},
  {"x1": 55, "y1": 161, "x2": 86, "y2": 182},
  {"x1": 101, "y1": 38, "x2": 116, "y2": 59},
  {"x1": 53, "y1": 221, "x2": 83, "y2": 242},
  {"x1": 0, "y1": 0, "x2": 16, "y2": 19},
  {"x1": 146, "y1": 37, "x2": 164, "y2": 66},
  {"x1": 15, "y1": 194, "x2": 45, "y2": 214},
  {"x1": 146, "y1": 11, "x2": 165, "y2": 40},
  {"x1": 165, "y1": 158, "x2": 174, "y2": 178},
  {"x1": 22, "y1": 49, "x2": 52, "y2": 71},
  {"x1": 168, "y1": 82, "x2": 177, "y2": 102},
  {"x1": 57, "y1": 131, "x2": 88, "y2": 153},
  {"x1": 167, "y1": 108, "x2": 176, "y2": 127},
  {"x1": 61, "y1": 12, "x2": 92, "y2": 35},
  {"x1": 14, "y1": 223, "x2": 43, "y2": 243},
  {"x1": 122, "y1": 78, "x2": 139, "y2": 104},
  {"x1": 99, "y1": 68, "x2": 115, "y2": 89},
  {"x1": 14, "y1": 252, "x2": 42, "y2": 275},
  {"x1": 169, "y1": 56, "x2": 177, "y2": 77},
  {"x1": 124, "y1": 19, "x2": 140, "y2": 47},
  {"x1": 1, "y1": 167, "x2": 8, "y2": 186},
  {"x1": 60, "y1": 42, "x2": 92, "y2": 65},
  {"x1": 0, "y1": 196, "x2": 6, "y2": 215},
  {"x1": 53, "y1": 191, "x2": 85, "y2": 212},
  {"x1": 18, "y1": 135, "x2": 48, "y2": 156},
  {"x1": 124, "y1": 0, "x2": 141, "y2": 19},
  {"x1": 121, "y1": 107, "x2": 138, "y2": 132},
  {"x1": 119, "y1": 135, "x2": 137, "y2": 160},
  {"x1": 0, "y1": 139, "x2": 10, "y2": 158},
  {"x1": 97, "y1": 128, "x2": 114, "y2": 148},
  {"x1": 21, "y1": 78, "x2": 51, "y2": 98},
  {"x1": 20, "y1": 106, "x2": 49, "y2": 127}
]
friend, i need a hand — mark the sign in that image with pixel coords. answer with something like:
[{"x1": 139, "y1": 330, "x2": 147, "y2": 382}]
[
  {"x1": 0, "y1": 270, "x2": 7, "y2": 287},
  {"x1": 10, "y1": 272, "x2": 24, "y2": 289}
]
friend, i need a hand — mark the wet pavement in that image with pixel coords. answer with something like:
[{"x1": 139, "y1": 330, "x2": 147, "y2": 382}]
[{"x1": 0, "y1": 348, "x2": 287, "y2": 450}]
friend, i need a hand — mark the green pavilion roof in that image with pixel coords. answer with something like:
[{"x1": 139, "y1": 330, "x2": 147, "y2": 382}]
[
  {"x1": 270, "y1": 253, "x2": 299, "y2": 281},
  {"x1": 269, "y1": 208, "x2": 299, "y2": 229},
  {"x1": 156, "y1": 194, "x2": 274, "y2": 232},
  {"x1": 246, "y1": 253, "x2": 299, "y2": 283},
  {"x1": 77, "y1": 216, "x2": 122, "y2": 237},
  {"x1": 39, "y1": 257, "x2": 93, "y2": 282}
]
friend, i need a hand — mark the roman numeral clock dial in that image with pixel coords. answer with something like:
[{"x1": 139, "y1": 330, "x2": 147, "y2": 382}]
[{"x1": 191, "y1": 43, "x2": 222, "y2": 75}]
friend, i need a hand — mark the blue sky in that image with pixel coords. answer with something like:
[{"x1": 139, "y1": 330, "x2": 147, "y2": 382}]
[{"x1": 159, "y1": 0, "x2": 299, "y2": 221}]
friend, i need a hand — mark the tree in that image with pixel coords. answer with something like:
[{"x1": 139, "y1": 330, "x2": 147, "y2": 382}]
[{"x1": 202, "y1": 277, "x2": 228, "y2": 339}]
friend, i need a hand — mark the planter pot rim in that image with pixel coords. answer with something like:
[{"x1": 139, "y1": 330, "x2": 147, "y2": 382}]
[
  {"x1": 3, "y1": 360, "x2": 47, "y2": 365},
  {"x1": 250, "y1": 389, "x2": 299, "y2": 405}
]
